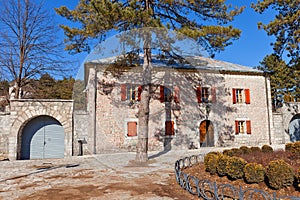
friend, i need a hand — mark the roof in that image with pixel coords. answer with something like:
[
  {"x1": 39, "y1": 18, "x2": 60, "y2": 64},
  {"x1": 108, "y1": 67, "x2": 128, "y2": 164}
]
[{"x1": 86, "y1": 54, "x2": 262, "y2": 74}]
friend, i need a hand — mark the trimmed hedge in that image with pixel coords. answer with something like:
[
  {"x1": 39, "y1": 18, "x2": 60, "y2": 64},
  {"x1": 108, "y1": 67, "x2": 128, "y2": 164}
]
[
  {"x1": 204, "y1": 152, "x2": 220, "y2": 175},
  {"x1": 266, "y1": 159, "x2": 295, "y2": 190},
  {"x1": 226, "y1": 156, "x2": 247, "y2": 180},
  {"x1": 217, "y1": 154, "x2": 229, "y2": 176},
  {"x1": 244, "y1": 163, "x2": 265, "y2": 183}
]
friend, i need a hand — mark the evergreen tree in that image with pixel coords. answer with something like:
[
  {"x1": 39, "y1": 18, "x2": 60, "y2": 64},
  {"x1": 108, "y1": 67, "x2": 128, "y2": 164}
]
[
  {"x1": 56, "y1": 0, "x2": 244, "y2": 162},
  {"x1": 252, "y1": 1, "x2": 300, "y2": 65},
  {"x1": 257, "y1": 54, "x2": 299, "y2": 107}
]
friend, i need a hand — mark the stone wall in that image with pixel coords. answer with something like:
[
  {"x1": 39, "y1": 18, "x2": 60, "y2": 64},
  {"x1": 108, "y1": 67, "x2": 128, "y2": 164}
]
[
  {"x1": 0, "y1": 99, "x2": 73, "y2": 160},
  {"x1": 82, "y1": 63, "x2": 275, "y2": 153}
]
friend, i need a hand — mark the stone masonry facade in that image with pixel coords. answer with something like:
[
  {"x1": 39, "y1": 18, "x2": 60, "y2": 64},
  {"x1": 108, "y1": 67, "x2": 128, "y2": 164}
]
[
  {"x1": 0, "y1": 99, "x2": 73, "y2": 160},
  {"x1": 79, "y1": 57, "x2": 278, "y2": 154}
]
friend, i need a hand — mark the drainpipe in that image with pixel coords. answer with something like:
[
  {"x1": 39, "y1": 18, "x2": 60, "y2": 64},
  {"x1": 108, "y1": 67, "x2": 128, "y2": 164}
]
[
  {"x1": 93, "y1": 66, "x2": 97, "y2": 154},
  {"x1": 264, "y1": 72, "x2": 272, "y2": 145}
]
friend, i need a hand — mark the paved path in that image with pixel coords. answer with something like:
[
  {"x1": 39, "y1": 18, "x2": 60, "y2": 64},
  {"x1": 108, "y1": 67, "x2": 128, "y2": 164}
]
[{"x1": 0, "y1": 146, "x2": 285, "y2": 200}]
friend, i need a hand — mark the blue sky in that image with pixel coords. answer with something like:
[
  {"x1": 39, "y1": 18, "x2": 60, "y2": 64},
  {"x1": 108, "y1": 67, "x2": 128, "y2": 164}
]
[{"x1": 42, "y1": 0, "x2": 276, "y2": 70}]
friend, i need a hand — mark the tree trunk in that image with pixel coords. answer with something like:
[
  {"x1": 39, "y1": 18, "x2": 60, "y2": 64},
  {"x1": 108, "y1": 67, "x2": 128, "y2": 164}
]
[{"x1": 136, "y1": 31, "x2": 152, "y2": 162}]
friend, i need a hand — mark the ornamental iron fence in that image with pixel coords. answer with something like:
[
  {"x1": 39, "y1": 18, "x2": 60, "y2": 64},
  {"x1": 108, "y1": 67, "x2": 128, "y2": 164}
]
[{"x1": 174, "y1": 155, "x2": 300, "y2": 200}]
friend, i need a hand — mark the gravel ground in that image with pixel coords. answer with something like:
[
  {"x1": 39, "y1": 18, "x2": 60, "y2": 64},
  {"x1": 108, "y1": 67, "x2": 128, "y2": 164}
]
[{"x1": 0, "y1": 145, "x2": 285, "y2": 200}]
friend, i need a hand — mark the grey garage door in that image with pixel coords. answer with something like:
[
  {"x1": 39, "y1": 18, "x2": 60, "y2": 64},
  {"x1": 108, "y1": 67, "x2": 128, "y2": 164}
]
[{"x1": 20, "y1": 115, "x2": 64, "y2": 160}]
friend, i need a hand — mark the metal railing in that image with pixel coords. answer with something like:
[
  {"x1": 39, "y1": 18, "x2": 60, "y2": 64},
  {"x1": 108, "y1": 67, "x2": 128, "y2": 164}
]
[{"x1": 174, "y1": 155, "x2": 300, "y2": 200}]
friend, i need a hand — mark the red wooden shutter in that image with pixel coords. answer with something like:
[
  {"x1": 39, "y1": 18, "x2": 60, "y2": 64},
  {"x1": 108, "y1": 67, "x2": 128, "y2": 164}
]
[
  {"x1": 211, "y1": 87, "x2": 216, "y2": 103},
  {"x1": 121, "y1": 84, "x2": 127, "y2": 101},
  {"x1": 246, "y1": 120, "x2": 251, "y2": 134},
  {"x1": 245, "y1": 89, "x2": 250, "y2": 104},
  {"x1": 174, "y1": 86, "x2": 180, "y2": 103},
  {"x1": 196, "y1": 86, "x2": 202, "y2": 103},
  {"x1": 165, "y1": 121, "x2": 174, "y2": 135},
  {"x1": 127, "y1": 122, "x2": 137, "y2": 137},
  {"x1": 160, "y1": 85, "x2": 164, "y2": 103},
  {"x1": 232, "y1": 88, "x2": 236, "y2": 104},
  {"x1": 235, "y1": 121, "x2": 239, "y2": 134},
  {"x1": 138, "y1": 86, "x2": 142, "y2": 101}
]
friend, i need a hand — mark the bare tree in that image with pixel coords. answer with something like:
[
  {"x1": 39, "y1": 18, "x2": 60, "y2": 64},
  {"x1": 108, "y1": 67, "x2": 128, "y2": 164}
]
[{"x1": 0, "y1": 0, "x2": 70, "y2": 98}]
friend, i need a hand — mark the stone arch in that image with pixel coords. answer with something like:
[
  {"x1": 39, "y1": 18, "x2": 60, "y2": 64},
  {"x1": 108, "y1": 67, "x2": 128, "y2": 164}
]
[
  {"x1": 16, "y1": 115, "x2": 65, "y2": 160},
  {"x1": 289, "y1": 114, "x2": 300, "y2": 142},
  {"x1": 8, "y1": 100, "x2": 73, "y2": 160}
]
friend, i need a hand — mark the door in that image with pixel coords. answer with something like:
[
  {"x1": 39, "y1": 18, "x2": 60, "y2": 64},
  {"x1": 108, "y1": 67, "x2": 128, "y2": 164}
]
[
  {"x1": 20, "y1": 115, "x2": 64, "y2": 159},
  {"x1": 199, "y1": 120, "x2": 214, "y2": 147}
]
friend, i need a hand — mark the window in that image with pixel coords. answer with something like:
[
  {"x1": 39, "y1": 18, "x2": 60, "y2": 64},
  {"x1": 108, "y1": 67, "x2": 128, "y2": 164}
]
[
  {"x1": 235, "y1": 120, "x2": 251, "y2": 134},
  {"x1": 127, "y1": 121, "x2": 137, "y2": 137},
  {"x1": 160, "y1": 85, "x2": 180, "y2": 103},
  {"x1": 165, "y1": 121, "x2": 175, "y2": 136},
  {"x1": 232, "y1": 88, "x2": 250, "y2": 104},
  {"x1": 121, "y1": 84, "x2": 142, "y2": 102},
  {"x1": 196, "y1": 86, "x2": 216, "y2": 103}
]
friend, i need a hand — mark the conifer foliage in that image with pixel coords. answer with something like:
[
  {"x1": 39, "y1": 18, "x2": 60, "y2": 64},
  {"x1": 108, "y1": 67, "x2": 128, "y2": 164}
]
[{"x1": 252, "y1": 1, "x2": 300, "y2": 65}]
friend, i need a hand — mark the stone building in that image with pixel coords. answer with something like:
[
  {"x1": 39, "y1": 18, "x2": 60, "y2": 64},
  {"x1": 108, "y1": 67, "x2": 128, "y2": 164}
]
[
  {"x1": 78, "y1": 56, "x2": 275, "y2": 154},
  {"x1": 0, "y1": 56, "x2": 299, "y2": 160}
]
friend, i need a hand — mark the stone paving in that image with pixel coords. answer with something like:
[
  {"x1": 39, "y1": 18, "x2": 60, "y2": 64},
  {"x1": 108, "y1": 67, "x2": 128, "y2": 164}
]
[{"x1": 0, "y1": 145, "x2": 285, "y2": 200}]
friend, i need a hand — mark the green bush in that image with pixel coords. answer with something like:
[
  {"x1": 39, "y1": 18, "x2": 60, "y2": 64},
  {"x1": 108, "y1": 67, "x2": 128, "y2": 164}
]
[
  {"x1": 285, "y1": 142, "x2": 294, "y2": 152},
  {"x1": 226, "y1": 156, "x2": 247, "y2": 180},
  {"x1": 239, "y1": 146, "x2": 252, "y2": 154},
  {"x1": 223, "y1": 148, "x2": 243, "y2": 157},
  {"x1": 293, "y1": 141, "x2": 300, "y2": 158},
  {"x1": 250, "y1": 146, "x2": 261, "y2": 153},
  {"x1": 297, "y1": 168, "x2": 300, "y2": 188},
  {"x1": 217, "y1": 154, "x2": 229, "y2": 176},
  {"x1": 223, "y1": 149, "x2": 234, "y2": 157},
  {"x1": 262, "y1": 145, "x2": 273, "y2": 153},
  {"x1": 266, "y1": 159, "x2": 295, "y2": 190},
  {"x1": 204, "y1": 152, "x2": 220, "y2": 175},
  {"x1": 244, "y1": 163, "x2": 266, "y2": 183}
]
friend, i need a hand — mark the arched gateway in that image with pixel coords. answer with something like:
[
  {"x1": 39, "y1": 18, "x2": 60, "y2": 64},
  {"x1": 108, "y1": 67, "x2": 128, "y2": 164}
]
[{"x1": 18, "y1": 115, "x2": 65, "y2": 160}]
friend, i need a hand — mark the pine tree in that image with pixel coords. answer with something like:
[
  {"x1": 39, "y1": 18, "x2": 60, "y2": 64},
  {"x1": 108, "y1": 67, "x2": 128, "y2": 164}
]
[
  {"x1": 257, "y1": 54, "x2": 299, "y2": 107},
  {"x1": 56, "y1": 0, "x2": 244, "y2": 162},
  {"x1": 252, "y1": 1, "x2": 300, "y2": 65}
]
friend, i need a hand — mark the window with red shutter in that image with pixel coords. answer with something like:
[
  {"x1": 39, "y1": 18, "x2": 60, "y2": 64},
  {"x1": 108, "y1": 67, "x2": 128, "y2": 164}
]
[
  {"x1": 174, "y1": 86, "x2": 180, "y2": 103},
  {"x1": 232, "y1": 88, "x2": 236, "y2": 104},
  {"x1": 165, "y1": 121, "x2": 174, "y2": 135},
  {"x1": 137, "y1": 86, "x2": 142, "y2": 101},
  {"x1": 246, "y1": 120, "x2": 251, "y2": 134},
  {"x1": 121, "y1": 84, "x2": 127, "y2": 101},
  {"x1": 160, "y1": 85, "x2": 164, "y2": 103},
  {"x1": 245, "y1": 89, "x2": 250, "y2": 104},
  {"x1": 211, "y1": 87, "x2": 216, "y2": 103},
  {"x1": 235, "y1": 121, "x2": 239, "y2": 134},
  {"x1": 196, "y1": 86, "x2": 202, "y2": 103}
]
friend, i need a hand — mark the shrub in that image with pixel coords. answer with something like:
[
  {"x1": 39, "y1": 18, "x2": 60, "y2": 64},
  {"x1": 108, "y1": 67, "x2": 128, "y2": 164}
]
[
  {"x1": 250, "y1": 146, "x2": 261, "y2": 153},
  {"x1": 217, "y1": 154, "x2": 229, "y2": 176},
  {"x1": 244, "y1": 163, "x2": 266, "y2": 183},
  {"x1": 204, "y1": 152, "x2": 220, "y2": 175},
  {"x1": 226, "y1": 156, "x2": 247, "y2": 180},
  {"x1": 223, "y1": 149, "x2": 234, "y2": 157},
  {"x1": 266, "y1": 159, "x2": 295, "y2": 190},
  {"x1": 285, "y1": 142, "x2": 294, "y2": 152},
  {"x1": 262, "y1": 145, "x2": 273, "y2": 153},
  {"x1": 223, "y1": 148, "x2": 243, "y2": 157},
  {"x1": 297, "y1": 168, "x2": 300, "y2": 188},
  {"x1": 293, "y1": 141, "x2": 300, "y2": 158},
  {"x1": 240, "y1": 146, "x2": 252, "y2": 154}
]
